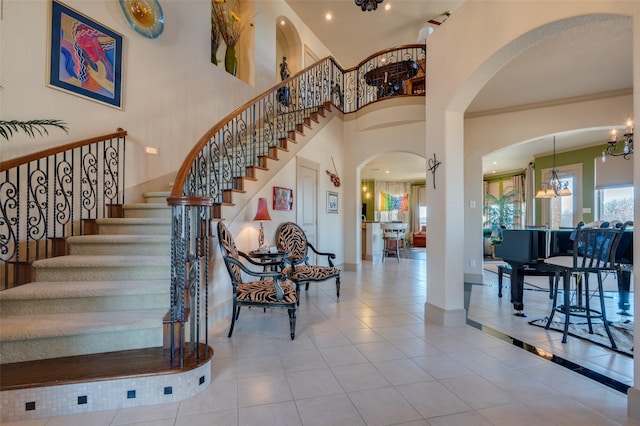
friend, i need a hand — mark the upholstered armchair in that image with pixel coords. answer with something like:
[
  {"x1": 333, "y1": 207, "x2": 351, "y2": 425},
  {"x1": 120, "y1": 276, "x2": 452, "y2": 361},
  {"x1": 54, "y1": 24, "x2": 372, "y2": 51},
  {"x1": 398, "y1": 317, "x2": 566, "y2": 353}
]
[
  {"x1": 275, "y1": 222, "x2": 341, "y2": 304},
  {"x1": 217, "y1": 222, "x2": 298, "y2": 339},
  {"x1": 412, "y1": 225, "x2": 426, "y2": 247}
]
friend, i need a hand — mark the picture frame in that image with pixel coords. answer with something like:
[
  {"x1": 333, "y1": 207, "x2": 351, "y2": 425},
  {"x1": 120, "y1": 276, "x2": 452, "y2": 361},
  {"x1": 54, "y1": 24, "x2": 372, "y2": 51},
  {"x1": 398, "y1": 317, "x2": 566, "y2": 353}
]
[
  {"x1": 48, "y1": 1, "x2": 123, "y2": 109},
  {"x1": 327, "y1": 191, "x2": 339, "y2": 213},
  {"x1": 273, "y1": 186, "x2": 294, "y2": 211}
]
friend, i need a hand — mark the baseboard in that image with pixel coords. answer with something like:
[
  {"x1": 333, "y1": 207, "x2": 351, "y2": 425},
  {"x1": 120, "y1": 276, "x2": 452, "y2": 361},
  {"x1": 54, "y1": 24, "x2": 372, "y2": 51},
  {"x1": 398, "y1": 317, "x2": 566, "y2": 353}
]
[
  {"x1": 464, "y1": 272, "x2": 483, "y2": 284},
  {"x1": 628, "y1": 386, "x2": 640, "y2": 420},
  {"x1": 424, "y1": 302, "x2": 466, "y2": 326}
]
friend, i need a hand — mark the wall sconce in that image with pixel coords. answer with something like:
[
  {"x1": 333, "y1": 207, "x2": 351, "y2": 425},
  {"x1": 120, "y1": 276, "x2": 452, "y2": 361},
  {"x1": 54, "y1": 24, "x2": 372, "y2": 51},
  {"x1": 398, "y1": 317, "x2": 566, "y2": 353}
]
[{"x1": 602, "y1": 119, "x2": 634, "y2": 162}]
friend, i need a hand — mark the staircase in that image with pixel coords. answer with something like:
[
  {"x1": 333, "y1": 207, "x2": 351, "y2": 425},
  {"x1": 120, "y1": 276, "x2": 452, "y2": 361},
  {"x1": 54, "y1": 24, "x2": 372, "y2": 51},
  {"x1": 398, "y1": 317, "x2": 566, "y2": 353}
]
[
  {"x1": 0, "y1": 104, "x2": 334, "y2": 367},
  {"x1": 0, "y1": 192, "x2": 171, "y2": 364}
]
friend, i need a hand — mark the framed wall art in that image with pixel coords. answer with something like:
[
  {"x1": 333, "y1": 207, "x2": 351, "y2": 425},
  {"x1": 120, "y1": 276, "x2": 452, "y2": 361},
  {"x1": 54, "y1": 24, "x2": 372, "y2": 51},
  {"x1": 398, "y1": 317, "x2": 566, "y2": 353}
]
[
  {"x1": 273, "y1": 186, "x2": 293, "y2": 211},
  {"x1": 48, "y1": 1, "x2": 123, "y2": 109},
  {"x1": 327, "y1": 191, "x2": 338, "y2": 213}
]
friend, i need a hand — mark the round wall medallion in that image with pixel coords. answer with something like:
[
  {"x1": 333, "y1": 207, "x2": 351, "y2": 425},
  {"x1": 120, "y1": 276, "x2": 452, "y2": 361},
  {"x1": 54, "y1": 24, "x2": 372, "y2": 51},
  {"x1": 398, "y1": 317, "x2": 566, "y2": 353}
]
[{"x1": 119, "y1": 0, "x2": 164, "y2": 39}]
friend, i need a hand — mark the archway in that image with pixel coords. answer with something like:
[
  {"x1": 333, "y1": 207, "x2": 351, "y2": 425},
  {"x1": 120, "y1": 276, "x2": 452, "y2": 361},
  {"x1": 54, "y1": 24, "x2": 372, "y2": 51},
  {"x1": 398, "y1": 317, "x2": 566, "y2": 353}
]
[
  {"x1": 424, "y1": 7, "x2": 636, "y2": 327},
  {"x1": 359, "y1": 152, "x2": 426, "y2": 263}
]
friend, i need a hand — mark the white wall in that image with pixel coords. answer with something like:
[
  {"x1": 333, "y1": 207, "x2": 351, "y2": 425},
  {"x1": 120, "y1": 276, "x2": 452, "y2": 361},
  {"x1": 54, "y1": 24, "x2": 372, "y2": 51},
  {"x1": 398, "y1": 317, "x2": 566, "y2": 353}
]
[
  {"x1": 342, "y1": 98, "x2": 427, "y2": 268},
  {"x1": 463, "y1": 93, "x2": 633, "y2": 283},
  {"x1": 427, "y1": 0, "x2": 640, "y2": 415},
  {"x1": 0, "y1": 0, "x2": 332, "y2": 193}
]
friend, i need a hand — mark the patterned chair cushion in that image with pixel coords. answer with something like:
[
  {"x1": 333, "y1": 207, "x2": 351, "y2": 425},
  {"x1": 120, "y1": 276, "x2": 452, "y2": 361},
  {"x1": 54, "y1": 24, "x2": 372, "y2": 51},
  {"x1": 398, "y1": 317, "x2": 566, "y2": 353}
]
[
  {"x1": 282, "y1": 265, "x2": 340, "y2": 282},
  {"x1": 237, "y1": 280, "x2": 297, "y2": 304}
]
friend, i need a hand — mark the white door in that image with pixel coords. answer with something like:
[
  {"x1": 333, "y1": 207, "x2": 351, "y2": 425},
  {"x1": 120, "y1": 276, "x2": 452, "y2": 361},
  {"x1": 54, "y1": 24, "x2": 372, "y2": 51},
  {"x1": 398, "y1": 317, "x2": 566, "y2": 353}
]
[{"x1": 297, "y1": 161, "x2": 318, "y2": 263}]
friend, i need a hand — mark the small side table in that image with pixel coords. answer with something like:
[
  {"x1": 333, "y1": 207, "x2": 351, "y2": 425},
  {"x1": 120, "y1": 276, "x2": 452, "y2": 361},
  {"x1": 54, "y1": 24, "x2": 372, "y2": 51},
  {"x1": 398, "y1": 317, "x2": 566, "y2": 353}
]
[{"x1": 248, "y1": 250, "x2": 290, "y2": 272}]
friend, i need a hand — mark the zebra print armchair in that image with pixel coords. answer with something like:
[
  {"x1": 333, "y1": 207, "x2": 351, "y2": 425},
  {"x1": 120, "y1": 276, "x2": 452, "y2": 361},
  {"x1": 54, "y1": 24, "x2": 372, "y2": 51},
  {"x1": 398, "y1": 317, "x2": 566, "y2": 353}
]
[
  {"x1": 217, "y1": 221, "x2": 298, "y2": 339},
  {"x1": 275, "y1": 222, "x2": 341, "y2": 305}
]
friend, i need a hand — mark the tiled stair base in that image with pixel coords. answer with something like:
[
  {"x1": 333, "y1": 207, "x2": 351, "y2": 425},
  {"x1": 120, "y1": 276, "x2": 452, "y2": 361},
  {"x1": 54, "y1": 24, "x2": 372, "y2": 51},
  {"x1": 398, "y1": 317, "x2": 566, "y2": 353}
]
[{"x1": 0, "y1": 346, "x2": 212, "y2": 422}]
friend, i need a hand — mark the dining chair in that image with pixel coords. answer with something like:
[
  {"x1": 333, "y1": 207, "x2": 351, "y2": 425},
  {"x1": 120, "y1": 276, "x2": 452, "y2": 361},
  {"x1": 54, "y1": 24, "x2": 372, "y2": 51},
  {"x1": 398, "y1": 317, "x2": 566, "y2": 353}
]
[
  {"x1": 275, "y1": 222, "x2": 341, "y2": 304},
  {"x1": 217, "y1": 222, "x2": 298, "y2": 339},
  {"x1": 543, "y1": 221, "x2": 631, "y2": 348}
]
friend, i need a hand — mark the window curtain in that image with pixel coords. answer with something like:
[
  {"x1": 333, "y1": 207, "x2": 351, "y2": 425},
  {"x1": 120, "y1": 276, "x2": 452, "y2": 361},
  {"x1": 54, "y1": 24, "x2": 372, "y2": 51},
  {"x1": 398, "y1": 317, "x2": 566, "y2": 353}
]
[
  {"x1": 524, "y1": 162, "x2": 534, "y2": 226},
  {"x1": 410, "y1": 185, "x2": 426, "y2": 235},
  {"x1": 511, "y1": 174, "x2": 525, "y2": 229}
]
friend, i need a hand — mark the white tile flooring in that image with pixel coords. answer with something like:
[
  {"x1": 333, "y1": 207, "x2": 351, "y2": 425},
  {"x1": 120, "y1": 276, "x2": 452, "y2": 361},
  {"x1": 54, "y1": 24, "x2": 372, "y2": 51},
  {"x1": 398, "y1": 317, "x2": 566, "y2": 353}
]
[{"x1": 3, "y1": 258, "x2": 638, "y2": 425}]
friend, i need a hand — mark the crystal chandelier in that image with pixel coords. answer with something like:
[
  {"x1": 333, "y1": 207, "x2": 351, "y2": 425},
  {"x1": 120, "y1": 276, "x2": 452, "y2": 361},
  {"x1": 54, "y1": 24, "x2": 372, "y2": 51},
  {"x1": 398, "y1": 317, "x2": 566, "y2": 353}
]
[
  {"x1": 355, "y1": 0, "x2": 383, "y2": 12},
  {"x1": 535, "y1": 136, "x2": 572, "y2": 198},
  {"x1": 601, "y1": 119, "x2": 634, "y2": 162}
]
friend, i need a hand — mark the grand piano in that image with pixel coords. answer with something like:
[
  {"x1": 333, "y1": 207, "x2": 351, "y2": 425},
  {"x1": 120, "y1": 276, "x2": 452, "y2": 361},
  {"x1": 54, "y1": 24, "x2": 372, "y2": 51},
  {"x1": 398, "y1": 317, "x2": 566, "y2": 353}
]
[{"x1": 494, "y1": 227, "x2": 633, "y2": 316}]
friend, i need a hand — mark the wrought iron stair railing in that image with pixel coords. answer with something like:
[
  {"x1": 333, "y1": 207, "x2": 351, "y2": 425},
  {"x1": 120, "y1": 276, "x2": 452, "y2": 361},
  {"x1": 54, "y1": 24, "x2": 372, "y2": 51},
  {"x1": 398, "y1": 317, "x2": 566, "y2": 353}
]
[
  {"x1": 0, "y1": 129, "x2": 127, "y2": 290},
  {"x1": 167, "y1": 45, "x2": 425, "y2": 363}
]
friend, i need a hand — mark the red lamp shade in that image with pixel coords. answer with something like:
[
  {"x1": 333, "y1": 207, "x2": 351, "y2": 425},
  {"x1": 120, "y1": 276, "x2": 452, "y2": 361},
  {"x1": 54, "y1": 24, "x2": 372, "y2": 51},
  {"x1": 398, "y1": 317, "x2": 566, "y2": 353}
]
[{"x1": 253, "y1": 198, "x2": 272, "y2": 222}]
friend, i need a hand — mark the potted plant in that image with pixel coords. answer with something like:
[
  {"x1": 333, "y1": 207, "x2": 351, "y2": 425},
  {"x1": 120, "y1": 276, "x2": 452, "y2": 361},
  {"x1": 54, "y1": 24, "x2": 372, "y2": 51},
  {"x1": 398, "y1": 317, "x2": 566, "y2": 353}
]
[
  {"x1": 483, "y1": 186, "x2": 522, "y2": 257},
  {"x1": 1, "y1": 119, "x2": 68, "y2": 141}
]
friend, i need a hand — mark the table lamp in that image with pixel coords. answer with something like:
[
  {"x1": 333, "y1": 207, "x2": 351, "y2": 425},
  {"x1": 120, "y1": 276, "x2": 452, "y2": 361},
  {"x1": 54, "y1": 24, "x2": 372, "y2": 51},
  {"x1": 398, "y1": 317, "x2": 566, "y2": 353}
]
[{"x1": 253, "y1": 197, "x2": 272, "y2": 249}]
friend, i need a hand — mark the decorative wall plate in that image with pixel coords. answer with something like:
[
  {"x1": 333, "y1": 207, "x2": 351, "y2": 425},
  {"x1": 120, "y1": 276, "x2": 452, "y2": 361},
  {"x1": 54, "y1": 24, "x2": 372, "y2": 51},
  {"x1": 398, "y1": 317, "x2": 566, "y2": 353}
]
[{"x1": 119, "y1": 0, "x2": 164, "y2": 39}]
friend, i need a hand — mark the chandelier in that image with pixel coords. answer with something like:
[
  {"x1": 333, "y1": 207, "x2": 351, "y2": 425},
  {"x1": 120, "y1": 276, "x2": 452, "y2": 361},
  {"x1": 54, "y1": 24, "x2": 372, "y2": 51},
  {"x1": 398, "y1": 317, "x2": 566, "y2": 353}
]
[
  {"x1": 355, "y1": 0, "x2": 383, "y2": 12},
  {"x1": 601, "y1": 119, "x2": 634, "y2": 162},
  {"x1": 535, "y1": 136, "x2": 572, "y2": 198}
]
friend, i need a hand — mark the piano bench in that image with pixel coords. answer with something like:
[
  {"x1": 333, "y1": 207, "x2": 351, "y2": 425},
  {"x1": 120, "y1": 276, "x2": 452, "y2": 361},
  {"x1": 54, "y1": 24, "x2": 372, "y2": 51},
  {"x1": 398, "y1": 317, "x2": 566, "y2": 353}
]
[{"x1": 497, "y1": 265, "x2": 556, "y2": 299}]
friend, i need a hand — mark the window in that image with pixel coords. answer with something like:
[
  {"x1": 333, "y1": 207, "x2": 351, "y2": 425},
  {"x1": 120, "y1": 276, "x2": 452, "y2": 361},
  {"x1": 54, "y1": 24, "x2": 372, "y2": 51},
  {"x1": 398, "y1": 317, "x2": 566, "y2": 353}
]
[
  {"x1": 540, "y1": 164, "x2": 582, "y2": 229},
  {"x1": 596, "y1": 186, "x2": 634, "y2": 222},
  {"x1": 550, "y1": 176, "x2": 574, "y2": 228},
  {"x1": 419, "y1": 206, "x2": 427, "y2": 227}
]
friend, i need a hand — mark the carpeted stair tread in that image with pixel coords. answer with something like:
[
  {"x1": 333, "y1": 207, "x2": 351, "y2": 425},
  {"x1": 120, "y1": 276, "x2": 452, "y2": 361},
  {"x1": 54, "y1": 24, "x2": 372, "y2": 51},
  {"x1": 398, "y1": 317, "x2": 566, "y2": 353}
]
[
  {"x1": 66, "y1": 235, "x2": 170, "y2": 244},
  {"x1": 33, "y1": 255, "x2": 170, "y2": 268},
  {"x1": 122, "y1": 203, "x2": 171, "y2": 219},
  {"x1": 143, "y1": 191, "x2": 170, "y2": 197},
  {"x1": 0, "y1": 309, "x2": 167, "y2": 341},
  {"x1": 96, "y1": 217, "x2": 171, "y2": 225},
  {"x1": 0, "y1": 281, "x2": 170, "y2": 315},
  {"x1": 0, "y1": 280, "x2": 169, "y2": 301},
  {"x1": 123, "y1": 203, "x2": 169, "y2": 209}
]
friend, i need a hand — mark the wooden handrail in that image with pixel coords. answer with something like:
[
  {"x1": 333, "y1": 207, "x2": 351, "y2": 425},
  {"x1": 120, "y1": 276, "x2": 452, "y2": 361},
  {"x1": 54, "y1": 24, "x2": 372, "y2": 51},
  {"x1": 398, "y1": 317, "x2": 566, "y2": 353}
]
[{"x1": 0, "y1": 128, "x2": 127, "y2": 172}]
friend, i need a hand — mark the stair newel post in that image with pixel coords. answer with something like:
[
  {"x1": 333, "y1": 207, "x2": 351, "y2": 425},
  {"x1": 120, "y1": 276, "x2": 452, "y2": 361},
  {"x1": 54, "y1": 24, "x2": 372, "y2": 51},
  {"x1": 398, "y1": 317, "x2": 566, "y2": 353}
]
[{"x1": 167, "y1": 195, "x2": 213, "y2": 367}]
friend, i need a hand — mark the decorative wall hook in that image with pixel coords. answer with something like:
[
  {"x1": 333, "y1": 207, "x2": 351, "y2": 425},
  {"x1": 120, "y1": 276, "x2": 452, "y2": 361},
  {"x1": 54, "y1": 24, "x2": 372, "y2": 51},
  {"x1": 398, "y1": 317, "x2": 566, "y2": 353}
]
[{"x1": 427, "y1": 153, "x2": 441, "y2": 189}]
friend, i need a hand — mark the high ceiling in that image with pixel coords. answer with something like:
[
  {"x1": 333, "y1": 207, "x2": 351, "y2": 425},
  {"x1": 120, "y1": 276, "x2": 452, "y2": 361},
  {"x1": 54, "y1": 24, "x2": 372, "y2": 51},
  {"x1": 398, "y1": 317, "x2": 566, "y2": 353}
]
[{"x1": 284, "y1": 0, "x2": 633, "y2": 180}]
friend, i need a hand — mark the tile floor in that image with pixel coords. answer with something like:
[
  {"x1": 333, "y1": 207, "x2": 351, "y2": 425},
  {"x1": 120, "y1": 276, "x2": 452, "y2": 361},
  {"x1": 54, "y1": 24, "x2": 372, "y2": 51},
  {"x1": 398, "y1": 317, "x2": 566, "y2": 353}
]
[{"x1": 3, "y1": 258, "x2": 638, "y2": 425}]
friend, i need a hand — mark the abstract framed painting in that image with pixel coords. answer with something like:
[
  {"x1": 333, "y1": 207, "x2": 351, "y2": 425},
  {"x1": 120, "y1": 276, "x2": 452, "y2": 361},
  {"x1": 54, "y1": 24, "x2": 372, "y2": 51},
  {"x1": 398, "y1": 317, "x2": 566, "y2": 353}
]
[
  {"x1": 273, "y1": 186, "x2": 293, "y2": 211},
  {"x1": 48, "y1": 1, "x2": 123, "y2": 109}
]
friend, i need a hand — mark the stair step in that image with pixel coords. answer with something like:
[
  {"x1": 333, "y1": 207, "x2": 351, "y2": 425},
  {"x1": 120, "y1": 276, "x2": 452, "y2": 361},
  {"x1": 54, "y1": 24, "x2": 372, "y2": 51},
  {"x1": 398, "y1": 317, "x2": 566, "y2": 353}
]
[
  {"x1": 0, "y1": 280, "x2": 170, "y2": 315},
  {"x1": 0, "y1": 310, "x2": 166, "y2": 363},
  {"x1": 123, "y1": 203, "x2": 171, "y2": 218},
  {"x1": 32, "y1": 255, "x2": 171, "y2": 282},
  {"x1": 67, "y1": 234, "x2": 171, "y2": 256},
  {"x1": 143, "y1": 191, "x2": 170, "y2": 204},
  {"x1": 96, "y1": 217, "x2": 172, "y2": 235}
]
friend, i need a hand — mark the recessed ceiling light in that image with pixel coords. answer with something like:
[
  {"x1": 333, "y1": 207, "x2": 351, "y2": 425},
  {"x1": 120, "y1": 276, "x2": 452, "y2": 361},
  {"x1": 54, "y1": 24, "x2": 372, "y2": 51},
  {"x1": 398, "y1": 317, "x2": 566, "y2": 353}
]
[
  {"x1": 325, "y1": 12, "x2": 332, "y2": 21},
  {"x1": 491, "y1": 170, "x2": 496, "y2": 173},
  {"x1": 492, "y1": 161, "x2": 498, "y2": 165},
  {"x1": 385, "y1": 170, "x2": 390, "y2": 174},
  {"x1": 280, "y1": 20, "x2": 285, "y2": 26},
  {"x1": 384, "y1": 3, "x2": 391, "y2": 11}
]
